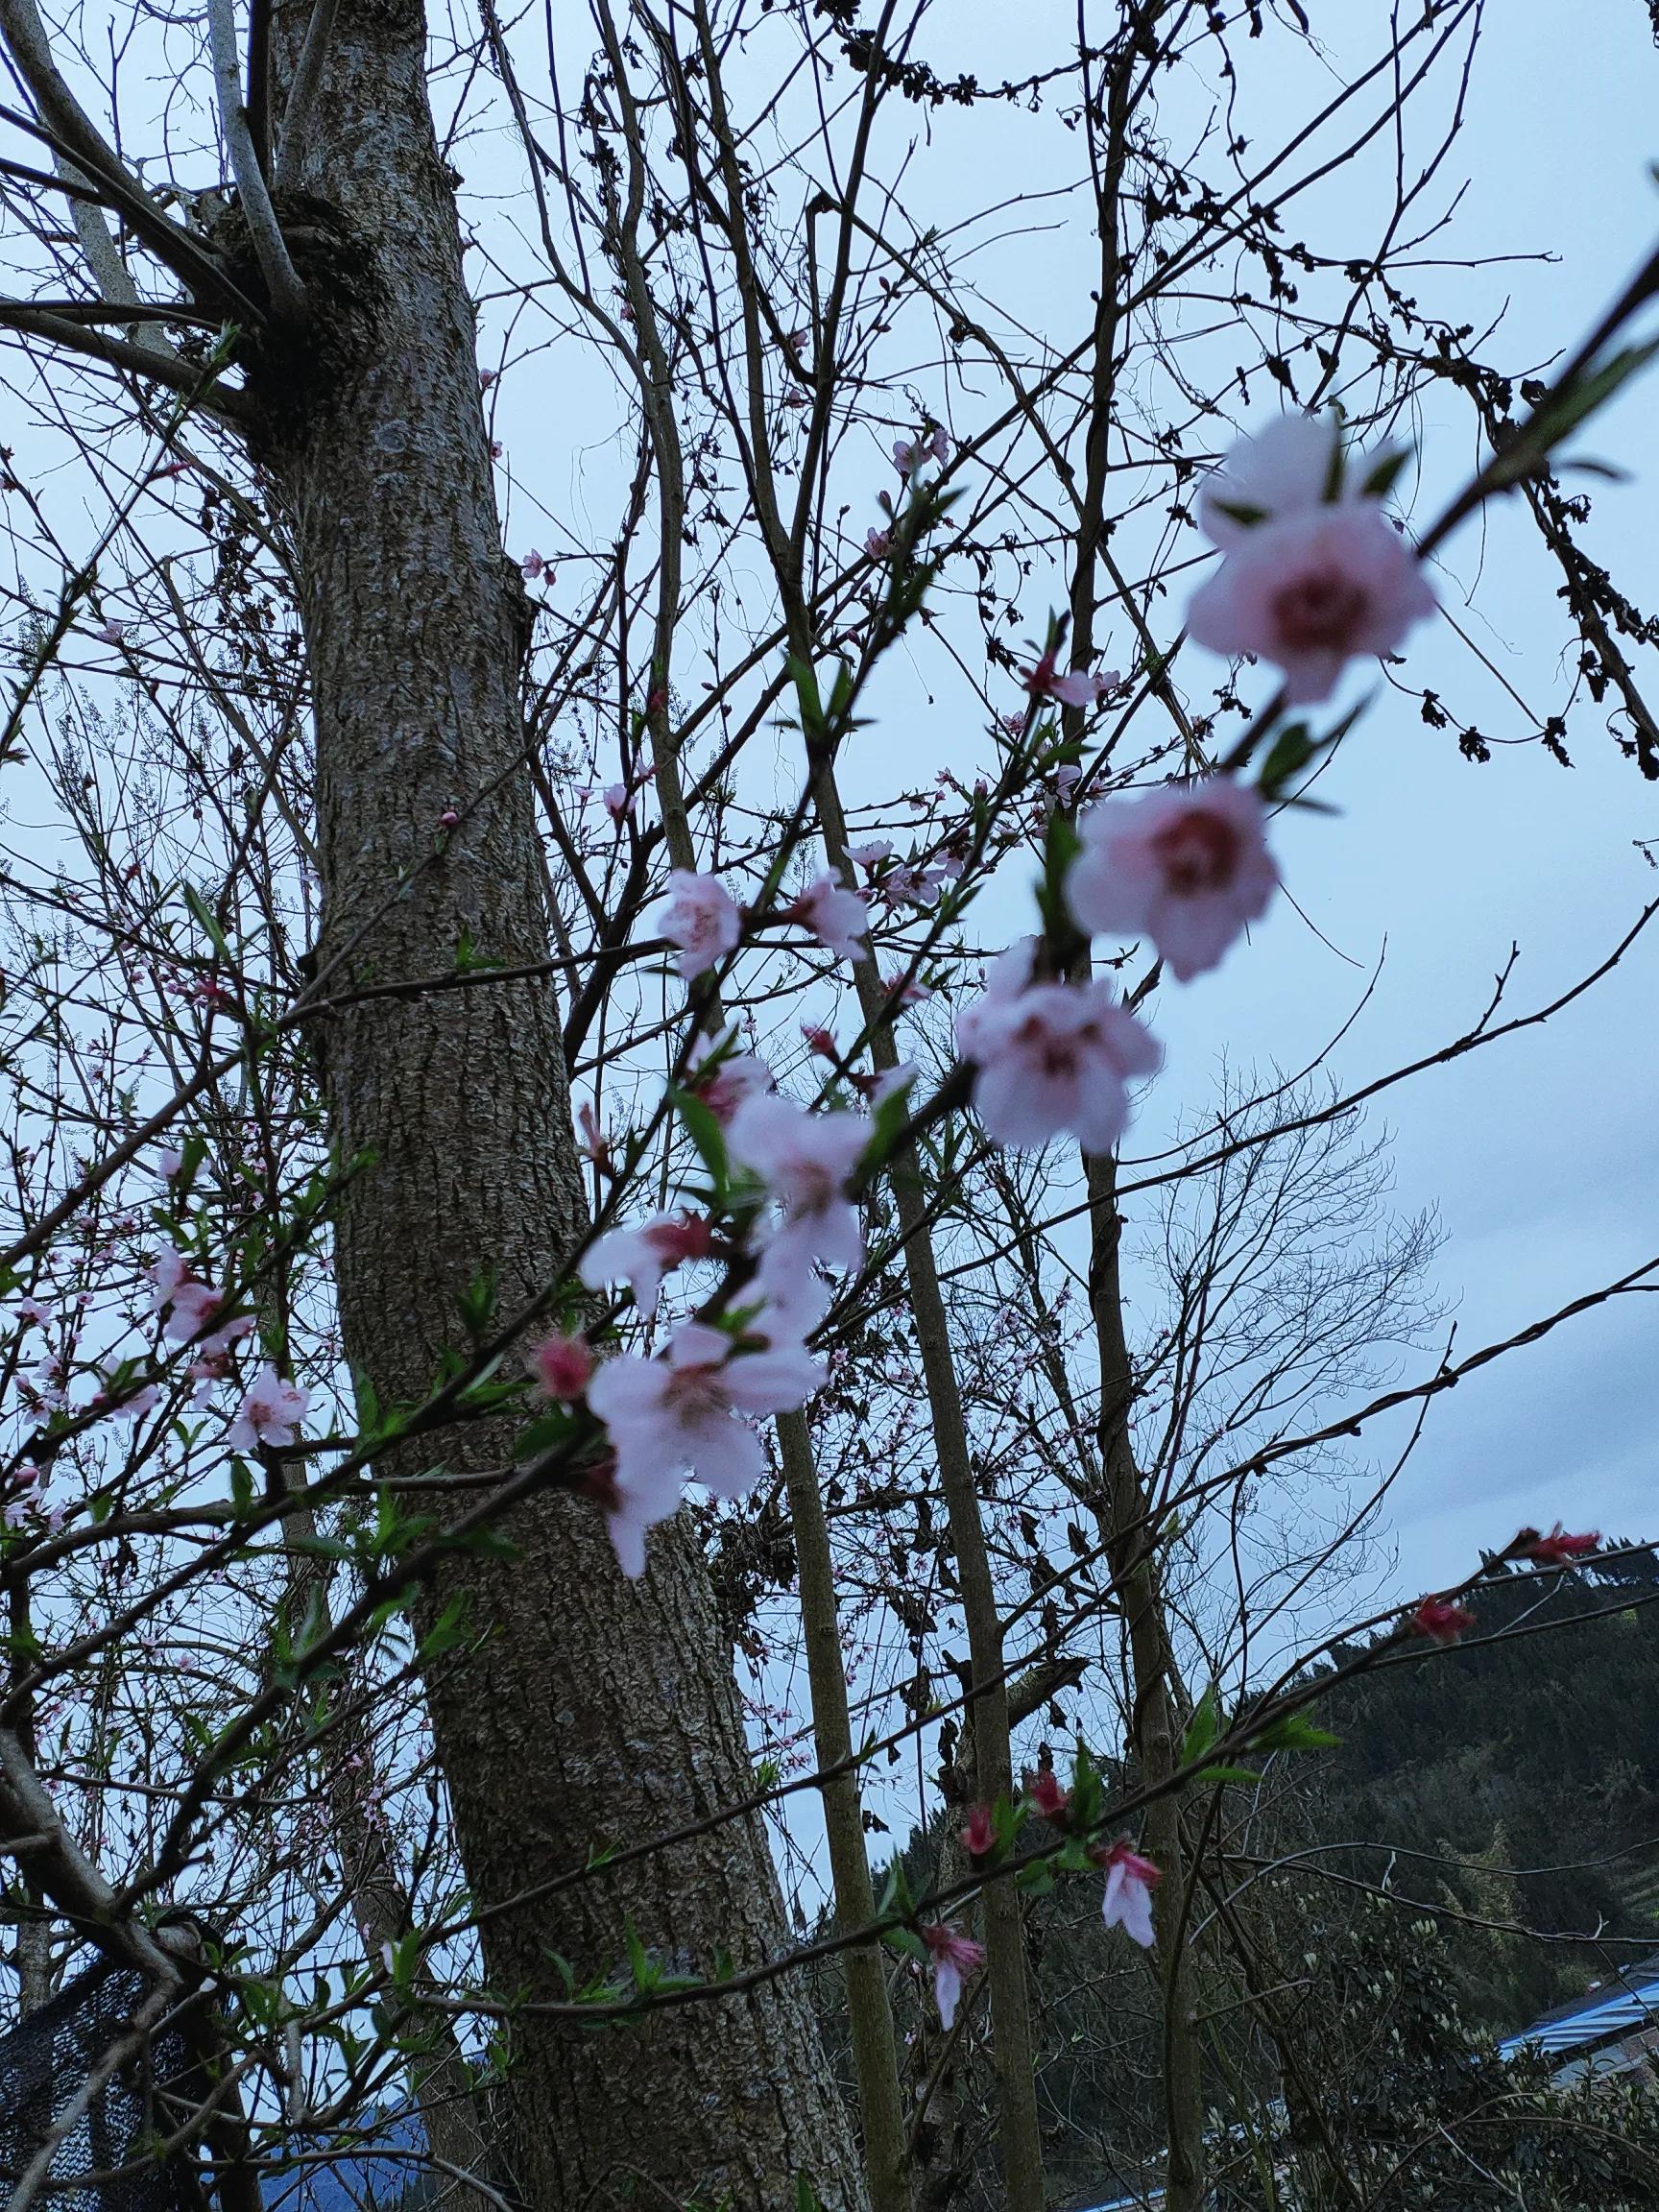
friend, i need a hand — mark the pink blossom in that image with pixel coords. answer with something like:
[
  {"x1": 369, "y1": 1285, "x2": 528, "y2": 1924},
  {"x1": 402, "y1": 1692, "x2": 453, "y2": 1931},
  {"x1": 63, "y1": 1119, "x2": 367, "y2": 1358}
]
[
  {"x1": 92, "y1": 618, "x2": 127, "y2": 645},
  {"x1": 228, "y1": 1365, "x2": 310, "y2": 1452},
  {"x1": 12, "y1": 1298, "x2": 50, "y2": 1329},
  {"x1": 603, "y1": 781, "x2": 633, "y2": 824},
  {"x1": 578, "y1": 1212, "x2": 716, "y2": 1310},
  {"x1": 922, "y1": 1924, "x2": 985, "y2": 2032},
  {"x1": 1097, "y1": 1840, "x2": 1160, "y2": 1947},
  {"x1": 1521, "y1": 1523, "x2": 1600, "y2": 1568},
  {"x1": 845, "y1": 840, "x2": 893, "y2": 873},
  {"x1": 148, "y1": 1250, "x2": 246, "y2": 1349},
  {"x1": 107, "y1": 1382, "x2": 159, "y2": 1422},
  {"x1": 960, "y1": 1802, "x2": 995, "y2": 1858},
  {"x1": 1198, "y1": 412, "x2": 1345, "y2": 547},
  {"x1": 1068, "y1": 779, "x2": 1279, "y2": 981},
  {"x1": 926, "y1": 424, "x2": 951, "y2": 467},
  {"x1": 521, "y1": 549, "x2": 549, "y2": 581},
  {"x1": 1188, "y1": 503, "x2": 1437, "y2": 706},
  {"x1": 865, "y1": 526, "x2": 892, "y2": 560},
  {"x1": 156, "y1": 1149, "x2": 183, "y2": 1180},
  {"x1": 892, "y1": 438, "x2": 921, "y2": 476},
  {"x1": 956, "y1": 944, "x2": 1163, "y2": 1152},
  {"x1": 660, "y1": 870, "x2": 742, "y2": 980},
  {"x1": 589, "y1": 1322, "x2": 823, "y2": 1575},
  {"x1": 787, "y1": 872, "x2": 870, "y2": 965},
  {"x1": 686, "y1": 1035, "x2": 774, "y2": 1125},
  {"x1": 1024, "y1": 652, "x2": 1118, "y2": 709},
  {"x1": 1026, "y1": 1767, "x2": 1070, "y2": 1825},
  {"x1": 530, "y1": 1332, "x2": 594, "y2": 1402},
  {"x1": 882, "y1": 971, "x2": 930, "y2": 1008},
  {"x1": 437, "y1": 807, "x2": 461, "y2": 830},
  {"x1": 577, "y1": 1099, "x2": 611, "y2": 1168},
  {"x1": 1410, "y1": 1596, "x2": 1474, "y2": 1646},
  {"x1": 727, "y1": 1093, "x2": 866, "y2": 1320}
]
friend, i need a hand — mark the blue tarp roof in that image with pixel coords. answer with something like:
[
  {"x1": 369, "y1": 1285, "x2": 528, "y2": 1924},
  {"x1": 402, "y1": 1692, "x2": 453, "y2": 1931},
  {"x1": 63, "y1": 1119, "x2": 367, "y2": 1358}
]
[{"x1": 1499, "y1": 1956, "x2": 1659, "y2": 2060}]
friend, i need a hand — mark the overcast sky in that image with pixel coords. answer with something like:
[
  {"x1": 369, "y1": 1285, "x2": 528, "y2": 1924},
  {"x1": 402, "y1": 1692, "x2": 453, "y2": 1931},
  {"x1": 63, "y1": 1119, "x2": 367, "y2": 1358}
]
[{"x1": 788, "y1": 3, "x2": 1659, "y2": 1607}]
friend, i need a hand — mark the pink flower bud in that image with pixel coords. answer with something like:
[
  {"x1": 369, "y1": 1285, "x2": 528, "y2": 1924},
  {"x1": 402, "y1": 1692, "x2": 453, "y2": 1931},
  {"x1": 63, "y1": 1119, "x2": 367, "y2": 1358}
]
[
  {"x1": 531, "y1": 1332, "x2": 594, "y2": 1402},
  {"x1": 1520, "y1": 1524, "x2": 1600, "y2": 1568},
  {"x1": 1410, "y1": 1596, "x2": 1474, "y2": 1646},
  {"x1": 960, "y1": 1802, "x2": 994, "y2": 1858}
]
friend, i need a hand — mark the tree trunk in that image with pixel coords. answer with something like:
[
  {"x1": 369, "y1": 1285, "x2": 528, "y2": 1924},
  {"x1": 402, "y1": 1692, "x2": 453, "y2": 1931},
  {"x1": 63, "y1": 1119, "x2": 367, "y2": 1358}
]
[
  {"x1": 1086, "y1": 1157, "x2": 1205, "y2": 2212},
  {"x1": 807, "y1": 767, "x2": 1046, "y2": 2212},
  {"x1": 252, "y1": 3, "x2": 862, "y2": 2201},
  {"x1": 777, "y1": 1410, "x2": 911, "y2": 2212}
]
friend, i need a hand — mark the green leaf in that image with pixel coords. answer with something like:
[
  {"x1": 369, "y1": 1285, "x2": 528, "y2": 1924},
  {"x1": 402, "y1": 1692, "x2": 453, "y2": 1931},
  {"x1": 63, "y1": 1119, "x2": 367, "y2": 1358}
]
[
  {"x1": 670, "y1": 1085, "x2": 730, "y2": 1194},
  {"x1": 1251, "y1": 1710, "x2": 1342, "y2": 1754},
  {"x1": 181, "y1": 882, "x2": 232, "y2": 966},
  {"x1": 1182, "y1": 1683, "x2": 1221, "y2": 1767},
  {"x1": 1358, "y1": 445, "x2": 1410, "y2": 501}
]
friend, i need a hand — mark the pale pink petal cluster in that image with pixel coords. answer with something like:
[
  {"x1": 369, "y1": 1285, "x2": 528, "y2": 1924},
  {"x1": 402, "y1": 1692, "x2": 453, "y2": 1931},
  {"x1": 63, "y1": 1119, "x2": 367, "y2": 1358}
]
[
  {"x1": 228, "y1": 1364, "x2": 310, "y2": 1452},
  {"x1": 727, "y1": 1093, "x2": 867, "y2": 1325},
  {"x1": 892, "y1": 425, "x2": 950, "y2": 477},
  {"x1": 956, "y1": 944, "x2": 1162, "y2": 1153},
  {"x1": 659, "y1": 870, "x2": 742, "y2": 980},
  {"x1": 1024, "y1": 652, "x2": 1118, "y2": 709},
  {"x1": 787, "y1": 872, "x2": 870, "y2": 965},
  {"x1": 1188, "y1": 415, "x2": 1436, "y2": 704},
  {"x1": 1098, "y1": 1841, "x2": 1160, "y2": 1947},
  {"x1": 578, "y1": 1212, "x2": 716, "y2": 1310},
  {"x1": 1197, "y1": 412, "x2": 1345, "y2": 545},
  {"x1": 589, "y1": 1321, "x2": 823, "y2": 1575},
  {"x1": 1068, "y1": 779, "x2": 1280, "y2": 981},
  {"x1": 686, "y1": 1034, "x2": 774, "y2": 1125},
  {"x1": 922, "y1": 1924, "x2": 985, "y2": 2032},
  {"x1": 147, "y1": 1250, "x2": 252, "y2": 1354}
]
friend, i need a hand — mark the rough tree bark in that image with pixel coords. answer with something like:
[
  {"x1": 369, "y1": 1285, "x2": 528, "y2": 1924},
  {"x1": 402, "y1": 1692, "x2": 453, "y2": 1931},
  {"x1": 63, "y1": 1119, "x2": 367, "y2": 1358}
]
[{"x1": 238, "y1": 0, "x2": 863, "y2": 2201}]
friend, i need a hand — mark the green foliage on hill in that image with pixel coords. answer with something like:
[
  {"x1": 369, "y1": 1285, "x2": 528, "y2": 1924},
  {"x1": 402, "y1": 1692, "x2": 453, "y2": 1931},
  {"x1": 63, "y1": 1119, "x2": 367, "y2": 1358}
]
[{"x1": 1302, "y1": 1546, "x2": 1659, "y2": 2031}]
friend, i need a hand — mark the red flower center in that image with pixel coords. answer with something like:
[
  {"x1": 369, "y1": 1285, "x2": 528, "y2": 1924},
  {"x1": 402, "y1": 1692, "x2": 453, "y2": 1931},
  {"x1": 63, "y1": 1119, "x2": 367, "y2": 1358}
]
[
  {"x1": 1271, "y1": 568, "x2": 1369, "y2": 652},
  {"x1": 1150, "y1": 808, "x2": 1238, "y2": 896},
  {"x1": 664, "y1": 1361, "x2": 729, "y2": 1420}
]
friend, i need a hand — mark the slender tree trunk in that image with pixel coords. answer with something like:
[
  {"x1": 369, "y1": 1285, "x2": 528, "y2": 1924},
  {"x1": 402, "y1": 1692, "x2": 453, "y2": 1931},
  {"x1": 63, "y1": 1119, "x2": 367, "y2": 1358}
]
[
  {"x1": 249, "y1": 4, "x2": 862, "y2": 2202},
  {"x1": 276, "y1": 1489, "x2": 492, "y2": 2204},
  {"x1": 778, "y1": 1410, "x2": 911, "y2": 2212},
  {"x1": 1086, "y1": 1157, "x2": 1205, "y2": 2212},
  {"x1": 808, "y1": 768, "x2": 1046, "y2": 2212}
]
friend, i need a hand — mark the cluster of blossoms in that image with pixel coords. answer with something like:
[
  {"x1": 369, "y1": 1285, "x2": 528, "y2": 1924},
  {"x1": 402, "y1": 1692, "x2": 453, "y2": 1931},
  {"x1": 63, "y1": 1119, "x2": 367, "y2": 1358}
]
[
  {"x1": 1187, "y1": 412, "x2": 1438, "y2": 705},
  {"x1": 2, "y1": 1458, "x2": 64, "y2": 1535},
  {"x1": 148, "y1": 1250, "x2": 253, "y2": 1357},
  {"x1": 659, "y1": 866, "x2": 871, "y2": 981},
  {"x1": 929, "y1": 1789, "x2": 1161, "y2": 2028},
  {"x1": 572, "y1": 1081, "x2": 868, "y2": 1575},
  {"x1": 1407, "y1": 1526, "x2": 1600, "y2": 1647},
  {"x1": 958, "y1": 412, "x2": 1441, "y2": 1154}
]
